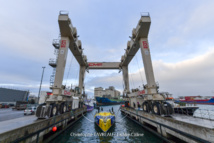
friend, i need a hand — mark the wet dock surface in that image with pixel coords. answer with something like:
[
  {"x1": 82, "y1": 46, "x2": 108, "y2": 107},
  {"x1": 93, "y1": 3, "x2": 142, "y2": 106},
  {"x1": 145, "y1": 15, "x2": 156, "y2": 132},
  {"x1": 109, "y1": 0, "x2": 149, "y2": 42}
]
[
  {"x1": 0, "y1": 108, "x2": 25, "y2": 122},
  {"x1": 0, "y1": 115, "x2": 37, "y2": 134},
  {"x1": 172, "y1": 114, "x2": 214, "y2": 129}
]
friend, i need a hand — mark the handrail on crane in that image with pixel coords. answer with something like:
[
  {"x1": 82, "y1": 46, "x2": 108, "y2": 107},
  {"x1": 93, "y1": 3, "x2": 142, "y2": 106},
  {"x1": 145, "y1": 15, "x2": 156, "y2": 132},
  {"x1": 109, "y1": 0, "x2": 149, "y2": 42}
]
[
  {"x1": 59, "y1": 10, "x2": 69, "y2": 15},
  {"x1": 140, "y1": 12, "x2": 150, "y2": 17},
  {"x1": 52, "y1": 39, "x2": 60, "y2": 49}
]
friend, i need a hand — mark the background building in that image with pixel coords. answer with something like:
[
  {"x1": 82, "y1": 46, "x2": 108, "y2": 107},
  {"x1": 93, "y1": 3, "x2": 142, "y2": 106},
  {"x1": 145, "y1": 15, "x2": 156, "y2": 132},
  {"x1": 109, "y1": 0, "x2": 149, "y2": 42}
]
[
  {"x1": 38, "y1": 91, "x2": 52, "y2": 104},
  {"x1": 94, "y1": 86, "x2": 120, "y2": 99},
  {"x1": 0, "y1": 87, "x2": 29, "y2": 104},
  {"x1": 28, "y1": 95, "x2": 38, "y2": 104}
]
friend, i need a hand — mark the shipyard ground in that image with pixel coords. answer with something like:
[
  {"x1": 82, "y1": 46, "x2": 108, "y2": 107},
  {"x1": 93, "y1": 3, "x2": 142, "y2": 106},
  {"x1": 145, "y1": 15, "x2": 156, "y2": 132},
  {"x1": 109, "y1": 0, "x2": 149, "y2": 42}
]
[
  {"x1": 0, "y1": 107, "x2": 87, "y2": 143},
  {"x1": 0, "y1": 108, "x2": 25, "y2": 122}
]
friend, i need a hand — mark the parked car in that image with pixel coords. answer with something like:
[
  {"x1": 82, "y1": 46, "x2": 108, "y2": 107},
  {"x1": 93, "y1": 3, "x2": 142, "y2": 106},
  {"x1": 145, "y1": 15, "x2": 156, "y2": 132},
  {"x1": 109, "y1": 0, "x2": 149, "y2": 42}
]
[
  {"x1": 24, "y1": 107, "x2": 37, "y2": 115},
  {"x1": 1, "y1": 103, "x2": 10, "y2": 108},
  {"x1": 9, "y1": 103, "x2": 15, "y2": 107}
]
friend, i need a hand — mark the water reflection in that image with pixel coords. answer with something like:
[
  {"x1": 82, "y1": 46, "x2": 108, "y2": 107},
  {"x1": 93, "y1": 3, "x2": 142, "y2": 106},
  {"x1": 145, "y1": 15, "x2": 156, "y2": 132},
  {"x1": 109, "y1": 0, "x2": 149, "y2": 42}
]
[{"x1": 52, "y1": 105, "x2": 163, "y2": 143}]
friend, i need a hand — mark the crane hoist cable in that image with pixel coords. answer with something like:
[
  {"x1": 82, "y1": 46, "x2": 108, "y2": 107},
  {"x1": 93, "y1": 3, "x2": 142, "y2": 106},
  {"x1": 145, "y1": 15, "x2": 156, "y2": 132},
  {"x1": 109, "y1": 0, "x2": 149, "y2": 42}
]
[
  {"x1": 135, "y1": 54, "x2": 144, "y2": 85},
  {"x1": 122, "y1": 76, "x2": 125, "y2": 91},
  {"x1": 121, "y1": 74, "x2": 127, "y2": 96},
  {"x1": 65, "y1": 54, "x2": 74, "y2": 85},
  {"x1": 75, "y1": 65, "x2": 79, "y2": 85},
  {"x1": 128, "y1": 66, "x2": 135, "y2": 89},
  {"x1": 130, "y1": 74, "x2": 135, "y2": 88},
  {"x1": 83, "y1": 72, "x2": 87, "y2": 93}
]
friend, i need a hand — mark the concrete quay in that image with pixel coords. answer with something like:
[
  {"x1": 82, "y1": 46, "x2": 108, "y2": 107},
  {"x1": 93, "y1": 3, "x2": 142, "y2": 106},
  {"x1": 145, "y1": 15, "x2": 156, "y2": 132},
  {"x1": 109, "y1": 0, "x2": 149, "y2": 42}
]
[
  {"x1": 121, "y1": 107, "x2": 214, "y2": 143},
  {"x1": 0, "y1": 107, "x2": 86, "y2": 143}
]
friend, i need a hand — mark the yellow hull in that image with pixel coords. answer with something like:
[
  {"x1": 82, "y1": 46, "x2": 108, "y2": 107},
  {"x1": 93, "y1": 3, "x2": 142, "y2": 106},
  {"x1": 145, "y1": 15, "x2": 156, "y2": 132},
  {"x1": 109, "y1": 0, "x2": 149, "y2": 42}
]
[{"x1": 94, "y1": 112, "x2": 115, "y2": 132}]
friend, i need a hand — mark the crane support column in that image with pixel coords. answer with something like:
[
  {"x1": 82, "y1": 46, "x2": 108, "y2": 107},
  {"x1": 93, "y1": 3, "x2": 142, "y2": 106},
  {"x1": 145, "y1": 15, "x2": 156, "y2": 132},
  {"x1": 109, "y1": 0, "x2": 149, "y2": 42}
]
[
  {"x1": 139, "y1": 38, "x2": 157, "y2": 94},
  {"x1": 79, "y1": 66, "x2": 86, "y2": 94},
  {"x1": 122, "y1": 66, "x2": 130, "y2": 93},
  {"x1": 52, "y1": 37, "x2": 70, "y2": 96}
]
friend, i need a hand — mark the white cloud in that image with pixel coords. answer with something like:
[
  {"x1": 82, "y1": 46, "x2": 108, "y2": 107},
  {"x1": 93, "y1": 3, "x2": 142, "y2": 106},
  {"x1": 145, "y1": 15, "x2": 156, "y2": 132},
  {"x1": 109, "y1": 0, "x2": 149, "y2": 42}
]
[
  {"x1": 1, "y1": 0, "x2": 214, "y2": 99},
  {"x1": 183, "y1": 1, "x2": 214, "y2": 35},
  {"x1": 0, "y1": 15, "x2": 54, "y2": 63},
  {"x1": 85, "y1": 48, "x2": 214, "y2": 97}
]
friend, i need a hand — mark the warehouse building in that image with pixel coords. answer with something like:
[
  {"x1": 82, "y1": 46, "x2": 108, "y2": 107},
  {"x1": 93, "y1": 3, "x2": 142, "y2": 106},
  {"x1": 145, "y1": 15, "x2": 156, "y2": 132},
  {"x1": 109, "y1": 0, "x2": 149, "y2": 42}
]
[
  {"x1": 94, "y1": 86, "x2": 120, "y2": 99},
  {"x1": 0, "y1": 87, "x2": 29, "y2": 105}
]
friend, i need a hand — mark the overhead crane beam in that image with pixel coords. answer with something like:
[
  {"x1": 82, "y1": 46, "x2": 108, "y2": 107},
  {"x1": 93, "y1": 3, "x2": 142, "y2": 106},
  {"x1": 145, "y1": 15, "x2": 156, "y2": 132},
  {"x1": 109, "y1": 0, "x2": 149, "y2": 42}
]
[
  {"x1": 120, "y1": 15, "x2": 151, "y2": 67},
  {"x1": 87, "y1": 62, "x2": 121, "y2": 70},
  {"x1": 120, "y1": 14, "x2": 157, "y2": 94},
  {"x1": 58, "y1": 14, "x2": 88, "y2": 66},
  {"x1": 57, "y1": 13, "x2": 88, "y2": 94}
]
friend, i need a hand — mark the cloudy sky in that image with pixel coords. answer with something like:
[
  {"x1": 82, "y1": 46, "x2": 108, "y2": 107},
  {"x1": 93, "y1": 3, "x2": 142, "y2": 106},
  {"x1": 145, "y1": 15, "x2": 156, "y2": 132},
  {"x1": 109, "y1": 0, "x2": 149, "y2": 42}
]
[{"x1": 0, "y1": 0, "x2": 214, "y2": 98}]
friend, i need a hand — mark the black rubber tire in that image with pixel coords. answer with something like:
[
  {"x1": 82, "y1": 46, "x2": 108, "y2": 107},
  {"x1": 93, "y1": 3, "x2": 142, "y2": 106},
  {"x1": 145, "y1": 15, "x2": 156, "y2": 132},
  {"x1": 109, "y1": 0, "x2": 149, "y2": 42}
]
[
  {"x1": 152, "y1": 102, "x2": 161, "y2": 115},
  {"x1": 163, "y1": 102, "x2": 173, "y2": 115},
  {"x1": 36, "y1": 104, "x2": 45, "y2": 117},
  {"x1": 59, "y1": 103, "x2": 64, "y2": 114},
  {"x1": 60, "y1": 103, "x2": 67, "y2": 114},
  {"x1": 65, "y1": 103, "x2": 69, "y2": 112},
  {"x1": 142, "y1": 101, "x2": 150, "y2": 113},
  {"x1": 50, "y1": 104, "x2": 58, "y2": 117}
]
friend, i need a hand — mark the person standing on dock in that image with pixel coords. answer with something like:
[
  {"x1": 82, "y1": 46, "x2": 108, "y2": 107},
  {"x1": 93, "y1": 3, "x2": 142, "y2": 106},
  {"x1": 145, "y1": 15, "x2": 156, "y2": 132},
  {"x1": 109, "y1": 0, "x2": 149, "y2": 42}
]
[{"x1": 137, "y1": 102, "x2": 140, "y2": 110}]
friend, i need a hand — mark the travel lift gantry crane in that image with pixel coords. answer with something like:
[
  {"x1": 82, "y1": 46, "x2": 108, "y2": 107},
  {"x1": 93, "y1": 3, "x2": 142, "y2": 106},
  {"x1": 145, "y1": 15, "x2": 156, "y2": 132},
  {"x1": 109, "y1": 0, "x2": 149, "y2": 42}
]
[
  {"x1": 36, "y1": 12, "x2": 172, "y2": 118},
  {"x1": 36, "y1": 11, "x2": 88, "y2": 118},
  {"x1": 120, "y1": 13, "x2": 173, "y2": 116},
  {"x1": 85, "y1": 13, "x2": 173, "y2": 116}
]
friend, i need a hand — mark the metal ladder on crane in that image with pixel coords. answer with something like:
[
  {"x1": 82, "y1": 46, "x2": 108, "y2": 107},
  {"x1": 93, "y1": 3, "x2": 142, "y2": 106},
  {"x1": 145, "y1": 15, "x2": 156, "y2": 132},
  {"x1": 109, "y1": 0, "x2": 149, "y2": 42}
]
[{"x1": 49, "y1": 38, "x2": 60, "y2": 89}]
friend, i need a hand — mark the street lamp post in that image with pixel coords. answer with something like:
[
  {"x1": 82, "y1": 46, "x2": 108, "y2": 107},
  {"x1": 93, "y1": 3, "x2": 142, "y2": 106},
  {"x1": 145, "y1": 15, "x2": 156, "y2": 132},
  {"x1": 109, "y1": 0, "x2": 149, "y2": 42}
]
[{"x1": 38, "y1": 66, "x2": 45, "y2": 104}]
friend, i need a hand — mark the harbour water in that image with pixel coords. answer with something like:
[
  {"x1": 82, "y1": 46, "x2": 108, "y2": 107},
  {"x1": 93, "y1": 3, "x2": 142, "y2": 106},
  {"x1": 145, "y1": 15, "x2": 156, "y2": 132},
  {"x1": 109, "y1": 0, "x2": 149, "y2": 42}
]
[
  {"x1": 197, "y1": 104, "x2": 214, "y2": 110},
  {"x1": 52, "y1": 105, "x2": 164, "y2": 143}
]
